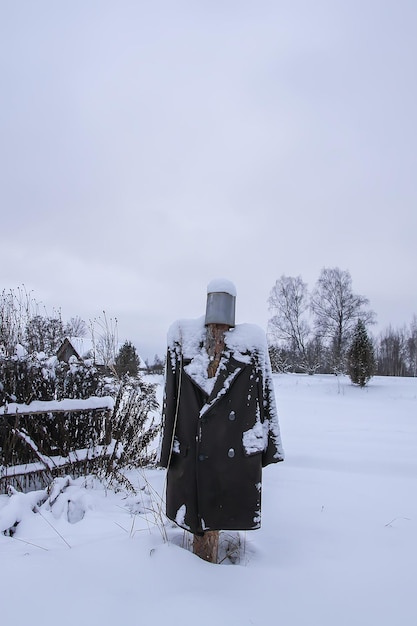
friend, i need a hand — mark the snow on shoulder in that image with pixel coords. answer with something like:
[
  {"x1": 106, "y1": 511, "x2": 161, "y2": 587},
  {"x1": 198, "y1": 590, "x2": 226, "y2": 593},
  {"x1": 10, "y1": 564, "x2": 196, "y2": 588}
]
[
  {"x1": 167, "y1": 317, "x2": 268, "y2": 362},
  {"x1": 167, "y1": 317, "x2": 206, "y2": 359},
  {"x1": 224, "y1": 323, "x2": 268, "y2": 358}
]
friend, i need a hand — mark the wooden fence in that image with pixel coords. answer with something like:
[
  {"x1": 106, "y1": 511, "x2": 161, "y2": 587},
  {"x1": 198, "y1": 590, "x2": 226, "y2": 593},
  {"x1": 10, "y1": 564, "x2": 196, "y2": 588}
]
[{"x1": 0, "y1": 398, "x2": 114, "y2": 493}]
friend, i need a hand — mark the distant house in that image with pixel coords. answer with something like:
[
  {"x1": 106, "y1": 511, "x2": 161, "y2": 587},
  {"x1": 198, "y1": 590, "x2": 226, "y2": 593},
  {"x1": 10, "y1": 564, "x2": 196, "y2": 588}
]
[
  {"x1": 56, "y1": 337, "x2": 104, "y2": 368},
  {"x1": 56, "y1": 337, "x2": 147, "y2": 375}
]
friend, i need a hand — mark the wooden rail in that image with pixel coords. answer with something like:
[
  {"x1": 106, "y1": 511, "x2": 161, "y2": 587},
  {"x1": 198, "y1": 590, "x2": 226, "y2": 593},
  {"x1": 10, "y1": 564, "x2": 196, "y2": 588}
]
[{"x1": 0, "y1": 401, "x2": 114, "y2": 493}]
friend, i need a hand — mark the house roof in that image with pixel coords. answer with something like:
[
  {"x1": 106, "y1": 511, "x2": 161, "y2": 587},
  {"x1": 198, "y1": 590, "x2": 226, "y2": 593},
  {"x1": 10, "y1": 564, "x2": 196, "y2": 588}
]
[
  {"x1": 57, "y1": 337, "x2": 146, "y2": 368},
  {"x1": 68, "y1": 337, "x2": 96, "y2": 360}
]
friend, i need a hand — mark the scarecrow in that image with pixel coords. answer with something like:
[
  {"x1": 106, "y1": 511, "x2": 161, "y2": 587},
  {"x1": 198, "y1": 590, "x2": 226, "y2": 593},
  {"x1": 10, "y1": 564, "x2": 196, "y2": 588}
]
[{"x1": 159, "y1": 279, "x2": 284, "y2": 561}]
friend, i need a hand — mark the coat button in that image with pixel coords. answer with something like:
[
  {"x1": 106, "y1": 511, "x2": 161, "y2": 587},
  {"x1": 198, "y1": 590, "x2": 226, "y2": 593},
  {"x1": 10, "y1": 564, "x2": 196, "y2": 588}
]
[
  {"x1": 198, "y1": 454, "x2": 206, "y2": 461},
  {"x1": 228, "y1": 411, "x2": 236, "y2": 421},
  {"x1": 227, "y1": 448, "x2": 235, "y2": 458}
]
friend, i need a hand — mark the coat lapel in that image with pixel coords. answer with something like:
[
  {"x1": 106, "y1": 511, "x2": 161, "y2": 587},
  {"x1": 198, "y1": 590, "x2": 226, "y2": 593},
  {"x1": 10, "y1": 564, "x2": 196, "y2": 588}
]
[
  {"x1": 181, "y1": 327, "x2": 249, "y2": 414},
  {"x1": 183, "y1": 350, "x2": 211, "y2": 397},
  {"x1": 200, "y1": 354, "x2": 246, "y2": 417}
]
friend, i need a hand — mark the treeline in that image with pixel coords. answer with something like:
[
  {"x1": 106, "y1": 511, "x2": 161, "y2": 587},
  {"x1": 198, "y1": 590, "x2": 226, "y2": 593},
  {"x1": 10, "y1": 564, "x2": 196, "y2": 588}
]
[
  {"x1": 0, "y1": 287, "x2": 165, "y2": 377},
  {"x1": 0, "y1": 286, "x2": 117, "y2": 362},
  {"x1": 375, "y1": 322, "x2": 417, "y2": 377},
  {"x1": 268, "y1": 268, "x2": 416, "y2": 377}
]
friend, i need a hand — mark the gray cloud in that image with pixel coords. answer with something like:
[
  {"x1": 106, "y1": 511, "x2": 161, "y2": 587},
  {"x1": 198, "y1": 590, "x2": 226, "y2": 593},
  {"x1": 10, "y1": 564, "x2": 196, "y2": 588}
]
[{"x1": 1, "y1": 1, "x2": 416, "y2": 359}]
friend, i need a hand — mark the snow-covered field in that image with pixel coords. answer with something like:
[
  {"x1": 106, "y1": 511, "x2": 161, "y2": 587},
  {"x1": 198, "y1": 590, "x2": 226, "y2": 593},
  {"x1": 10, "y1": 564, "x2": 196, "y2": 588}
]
[{"x1": 1, "y1": 374, "x2": 416, "y2": 626}]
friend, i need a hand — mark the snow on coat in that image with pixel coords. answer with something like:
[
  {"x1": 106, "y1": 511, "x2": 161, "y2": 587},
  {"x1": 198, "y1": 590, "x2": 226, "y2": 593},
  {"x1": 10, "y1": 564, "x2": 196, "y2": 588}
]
[{"x1": 158, "y1": 317, "x2": 284, "y2": 535}]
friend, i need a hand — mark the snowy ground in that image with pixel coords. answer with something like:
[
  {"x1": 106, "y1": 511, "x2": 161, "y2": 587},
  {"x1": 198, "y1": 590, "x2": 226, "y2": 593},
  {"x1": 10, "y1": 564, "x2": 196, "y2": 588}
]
[{"x1": 1, "y1": 374, "x2": 416, "y2": 626}]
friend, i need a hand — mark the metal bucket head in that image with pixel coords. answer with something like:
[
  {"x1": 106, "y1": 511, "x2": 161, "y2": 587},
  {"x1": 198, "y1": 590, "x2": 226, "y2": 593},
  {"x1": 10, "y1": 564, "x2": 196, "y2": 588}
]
[{"x1": 205, "y1": 279, "x2": 236, "y2": 327}]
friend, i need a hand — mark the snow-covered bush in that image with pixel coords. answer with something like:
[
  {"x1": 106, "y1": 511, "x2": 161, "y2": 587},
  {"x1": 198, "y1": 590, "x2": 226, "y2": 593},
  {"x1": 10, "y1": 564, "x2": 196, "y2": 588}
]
[
  {"x1": 0, "y1": 350, "x2": 105, "y2": 404},
  {"x1": 0, "y1": 351, "x2": 56, "y2": 404},
  {"x1": 56, "y1": 357, "x2": 103, "y2": 400},
  {"x1": 103, "y1": 375, "x2": 160, "y2": 491},
  {"x1": 1, "y1": 350, "x2": 160, "y2": 493}
]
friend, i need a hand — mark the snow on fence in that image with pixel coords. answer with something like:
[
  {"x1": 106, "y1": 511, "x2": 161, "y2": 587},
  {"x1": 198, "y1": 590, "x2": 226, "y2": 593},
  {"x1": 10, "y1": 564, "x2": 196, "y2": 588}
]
[{"x1": 0, "y1": 397, "x2": 114, "y2": 493}]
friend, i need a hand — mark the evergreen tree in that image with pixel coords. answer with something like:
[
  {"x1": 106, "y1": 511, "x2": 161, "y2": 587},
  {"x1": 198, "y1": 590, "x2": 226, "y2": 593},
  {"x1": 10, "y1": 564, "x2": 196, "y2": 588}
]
[
  {"x1": 347, "y1": 319, "x2": 375, "y2": 387},
  {"x1": 115, "y1": 340, "x2": 140, "y2": 377}
]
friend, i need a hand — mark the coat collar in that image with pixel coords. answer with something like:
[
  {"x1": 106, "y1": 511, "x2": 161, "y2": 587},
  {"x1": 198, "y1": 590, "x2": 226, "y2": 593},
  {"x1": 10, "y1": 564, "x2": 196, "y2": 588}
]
[{"x1": 183, "y1": 347, "x2": 247, "y2": 416}]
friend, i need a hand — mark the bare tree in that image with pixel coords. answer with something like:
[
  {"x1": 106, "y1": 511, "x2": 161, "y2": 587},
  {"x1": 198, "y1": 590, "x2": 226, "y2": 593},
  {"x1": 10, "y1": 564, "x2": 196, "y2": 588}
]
[
  {"x1": 376, "y1": 324, "x2": 409, "y2": 377},
  {"x1": 65, "y1": 316, "x2": 88, "y2": 338},
  {"x1": 0, "y1": 287, "x2": 39, "y2": 356},
  {"x1": 90, "y1": 312, "x2": 118, "y2": 369},
  {"x1": 25, "y1": 313, "x2": 65, "y2": 354},
  {"x1": 407, "y1": 315, "x2": 417, "y2": 377},
  {"x1": 311, "y1": 267, "x2": 375, "y2": 373},
  {"x1": 268, "y1": 275, "x2": 318, "y2": 373},
  {"x1": 268, "y1": 345, "x2": 290, "y2": 373}
]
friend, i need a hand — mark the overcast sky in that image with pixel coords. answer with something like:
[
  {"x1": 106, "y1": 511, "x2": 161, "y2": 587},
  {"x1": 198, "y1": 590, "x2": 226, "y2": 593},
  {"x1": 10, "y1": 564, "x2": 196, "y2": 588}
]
[{"x1": 1, "y1": 1, "x2": 416, "y2": 360}]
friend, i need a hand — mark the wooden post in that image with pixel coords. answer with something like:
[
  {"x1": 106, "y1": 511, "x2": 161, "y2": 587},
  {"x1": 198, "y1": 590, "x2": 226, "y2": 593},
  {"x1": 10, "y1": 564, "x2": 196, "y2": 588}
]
[
  {"x1": 192, "y1": 322, "x2": 230, "y2": 563},
  {"x1": 193, "y1": 530, "x2": 219, "y2": 563}
]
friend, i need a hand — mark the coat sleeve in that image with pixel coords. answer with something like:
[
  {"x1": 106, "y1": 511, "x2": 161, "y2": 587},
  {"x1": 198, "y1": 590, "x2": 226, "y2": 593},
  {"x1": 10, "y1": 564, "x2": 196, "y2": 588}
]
[
  {"x1": 157, "y1": 347, "x2": 179, "y2": 468},
  {"x1": 261, "y1": 348, "x2": 285, "y2": 467}
]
